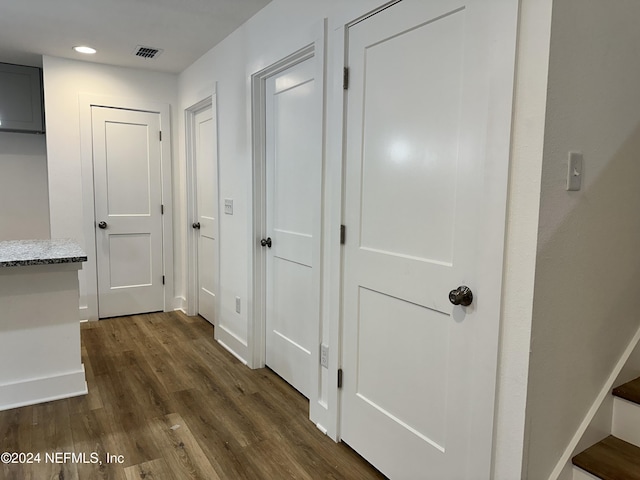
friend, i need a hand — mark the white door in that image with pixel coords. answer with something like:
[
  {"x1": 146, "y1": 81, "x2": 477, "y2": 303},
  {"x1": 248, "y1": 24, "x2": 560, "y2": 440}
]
[
  {"x1": 92, "y1": 106, "x2": 164, "y2": 318},
  {"x1": 193, "y1": 105, "x2": 218, "y2": 324},
  {"x1": 341, "y1": 1, "x2": 512, "y2": 478},
  {"x1": 264, "y1": 56, "x2": 322, "y2": 398}
]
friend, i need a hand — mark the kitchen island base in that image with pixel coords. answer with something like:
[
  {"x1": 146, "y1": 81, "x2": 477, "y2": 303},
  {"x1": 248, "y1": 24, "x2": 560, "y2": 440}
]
[{"x1": 0, "y1": 260, "x2": 87, "y2": 411}]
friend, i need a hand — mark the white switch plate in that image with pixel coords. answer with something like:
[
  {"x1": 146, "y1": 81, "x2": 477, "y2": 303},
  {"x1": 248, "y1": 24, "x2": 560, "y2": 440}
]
[
  {"x1": 567, "y1": 152, "x2": 583, "y2": 191},
  {"x1": 224, "y1": 199, "x2": 233, "y2": 215},
  {"x1": 235, "y1": 296, "x2": 241, "y2": 314},
  {"x1": 320, "y1": 344, "x2": 329, "y2": 368}
]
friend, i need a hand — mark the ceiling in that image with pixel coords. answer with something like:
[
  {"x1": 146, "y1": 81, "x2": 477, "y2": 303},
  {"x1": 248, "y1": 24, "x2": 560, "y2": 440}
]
[{"x1": 0, "y1": 0, "x2": 272, "y2": 73}]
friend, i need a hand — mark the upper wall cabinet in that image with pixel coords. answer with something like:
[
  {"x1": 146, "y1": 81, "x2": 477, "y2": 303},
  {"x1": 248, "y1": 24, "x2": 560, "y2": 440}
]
[{"x1": 0, "y1": 63, "x2": 44, "y2": 134}]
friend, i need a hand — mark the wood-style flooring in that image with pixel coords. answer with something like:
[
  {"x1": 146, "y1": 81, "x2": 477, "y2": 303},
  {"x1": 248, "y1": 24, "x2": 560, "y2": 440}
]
[{"x1": 0, "y1": 311, "x2": 386, "y2": 479}]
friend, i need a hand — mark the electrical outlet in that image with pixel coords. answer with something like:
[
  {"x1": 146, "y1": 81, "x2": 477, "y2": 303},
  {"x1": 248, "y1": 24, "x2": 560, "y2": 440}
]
[
  {"x1": 235, "y1": 296, "x2": 241, "y2": 314},
  {"x1": 320, "y1": 344, "x2": 329, "y2": 368},
  {"x1": 224, "y1": 199, "x2": 233, "y2": 215}
]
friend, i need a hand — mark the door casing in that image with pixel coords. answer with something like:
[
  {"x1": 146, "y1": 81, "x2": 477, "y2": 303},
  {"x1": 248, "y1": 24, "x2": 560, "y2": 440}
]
[
  {"x1": 250, "y1": 43, "x2": 318, "y2": 369},
  {"x1": 185, "y1": 94, "x2": 220, "y2": 321},
  {"x1": 249, "y1": 24, "x2": 327, "y2": 430},
  {"x1": 79, "y1": 95, "x2": 174, "y2": 321}
]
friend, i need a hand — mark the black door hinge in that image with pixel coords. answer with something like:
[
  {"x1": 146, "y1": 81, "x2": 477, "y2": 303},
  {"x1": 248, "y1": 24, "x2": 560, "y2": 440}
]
[
  {"x1": 338, "y1": 368, "x2": 343, "y2": 389},
  {"x1": 343, "y1": 67, "x2": 349, "y2": 90},
  {"x1": 162, "y1": 275, "x2": 165, "y2": 285},
  {"x1": 161, "y1": 204, "x2": 164, "y2": 215},
  {"x1": 340, "y1": 225, "x2": 346, "y2": 245},
  {"x1": 159, "y1": 131, "x2": 162, "y2": 141}
]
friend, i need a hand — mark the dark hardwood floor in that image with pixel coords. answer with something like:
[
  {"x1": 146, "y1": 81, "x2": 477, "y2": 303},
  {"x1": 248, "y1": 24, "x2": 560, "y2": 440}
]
[{"x1": 0, "y1": 311, "x2": 386, "y2": 479}]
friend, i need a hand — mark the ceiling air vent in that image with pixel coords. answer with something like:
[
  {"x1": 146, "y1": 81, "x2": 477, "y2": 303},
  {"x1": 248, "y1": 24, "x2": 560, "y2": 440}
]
[{"x1": 133, "y1": 46, "x2": 163, "y2": 59}]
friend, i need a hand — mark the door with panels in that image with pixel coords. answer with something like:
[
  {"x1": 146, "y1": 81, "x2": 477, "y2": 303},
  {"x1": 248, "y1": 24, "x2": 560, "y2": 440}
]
[
  {"x1": 262, "y1": 55, "x2": 322, "y2": 398},
  {"x1": 340, "y1": 0, "x2": 516, "y2": 478},
  {"x1": 191, "y1": 104, "x2": 218, "y2": 324},
  {"x1": 92, "y1": 106, "x2": 164, "y2": 318}
]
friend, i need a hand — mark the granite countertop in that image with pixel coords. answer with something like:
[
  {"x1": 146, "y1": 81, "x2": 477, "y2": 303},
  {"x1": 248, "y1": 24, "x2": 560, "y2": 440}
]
[{"x1": 0, "y1": 239, "x2": 87, "y2": 267}]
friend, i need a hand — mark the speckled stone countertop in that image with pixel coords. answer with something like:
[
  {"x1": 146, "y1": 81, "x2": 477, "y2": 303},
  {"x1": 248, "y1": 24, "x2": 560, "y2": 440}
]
[{"x1": 0, "y1": 239, "x2": 87, "y2": 267}]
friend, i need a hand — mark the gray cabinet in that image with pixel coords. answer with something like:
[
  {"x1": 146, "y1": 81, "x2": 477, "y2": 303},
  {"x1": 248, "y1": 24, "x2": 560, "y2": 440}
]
[{"x1": 0, "y1": 63, "x2": 44, "y2": 133}]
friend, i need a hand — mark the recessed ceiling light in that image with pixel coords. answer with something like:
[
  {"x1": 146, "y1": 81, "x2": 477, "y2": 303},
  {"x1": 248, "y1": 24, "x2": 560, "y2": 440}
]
[{"x1": 73, "y1": 46, "x2": 97, "y2": 55}]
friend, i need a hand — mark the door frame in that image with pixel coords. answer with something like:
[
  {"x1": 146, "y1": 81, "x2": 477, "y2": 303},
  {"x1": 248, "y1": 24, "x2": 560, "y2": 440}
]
[
  {"x1": 250, "y1": 42, "x2": 318, "y2": 369},
  {"x1": 79, "y1": 95, "x2": 174, "y2": 321},
  {"x1": 335, "y1": 0, "x2": 519, "y2": 471},
  {"x1": 185, "y1": 94, "x2": 220, "y2": 319},
  {"x1": 249, "y1": 21, "x2": 327, "y2": 406}
]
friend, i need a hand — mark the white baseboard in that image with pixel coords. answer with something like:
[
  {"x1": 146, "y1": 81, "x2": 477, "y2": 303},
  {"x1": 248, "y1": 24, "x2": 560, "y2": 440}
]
[
  {"x1": 549, "y1": 322, "x2": 640, "y2": 479},
  {"x1": 79, "y1": 305, "x2": 89, "y2": 321},
  {"x1": 0, "y1": 366, "x2": 88, "y2": 411},
  {"x1": 173, "y1": 296, "x2": 187, "y2": 313},
  {"x1": 217, "y1": 339, "x2": 248, "y2": 366}
]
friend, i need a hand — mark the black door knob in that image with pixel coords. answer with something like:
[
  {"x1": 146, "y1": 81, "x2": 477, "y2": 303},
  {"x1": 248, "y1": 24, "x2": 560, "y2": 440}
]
[
  {"x1": 260, "y1": 237, "x2": 272, "y2": 248},
  {"x1": 192, "y1": 222, "x2": 201, "y2": 229},
  {"x1": 449, "y1": 285, "x2": 473, "y2": 306},
  {"x1": 98, "y1": 221, "x2": 107, "y2": 229}
]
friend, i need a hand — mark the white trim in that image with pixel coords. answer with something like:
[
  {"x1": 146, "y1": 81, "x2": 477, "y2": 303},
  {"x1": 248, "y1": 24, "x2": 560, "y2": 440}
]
[
  {"x1": 249, "y1": 44, "x2": 314, "y2": 368},
  {"x1": 0, "y1": 367, "x2": 87, "y2": 411},
  {"x1": 549, "y1": 322, "x2": 640, "y2": 480},
  {"x1": 316, "y1": 423, "x2": 328, "y2": 435},
  {"x1": 79, "y1": 94, "x2": 174, "y2": 320},
  {"x1": 173, "y1": 295, "x2": 187, "y2": 314},
  {"x1": 217, "y1": 338, "x2": 249, "y2": 366},
  {"x1": 249, "y1": 42, "x2": 318, "y2": 368},
  {"x1": 79, "y1": 305, "x2": 89, "y2": 322},
  {"x1": 185, "y1": 93, "x2": 219, "y2": 321}
]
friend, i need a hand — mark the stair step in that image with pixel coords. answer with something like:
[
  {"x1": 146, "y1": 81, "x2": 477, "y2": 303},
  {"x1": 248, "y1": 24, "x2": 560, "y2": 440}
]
[
  {"x1": 613, "y1": 377, "x2": 640, "y2": 404},
  {"x1": 613, "y1": 396, "x2": 640, "y2": 447},
  {"x1": 572, "y1": 435, "x2": 640, "y2": 480}
]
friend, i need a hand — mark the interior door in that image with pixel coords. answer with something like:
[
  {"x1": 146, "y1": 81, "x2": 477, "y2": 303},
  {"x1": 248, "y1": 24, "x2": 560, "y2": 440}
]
[
  {"x1": 193, "y1": 105, "x2": 218, "y2": 324},
  {"x1": 264, "y1": 56, "x2": 321, "y2": 398},
  {"x1": 341, "y1": 1, "x2": 509, "y2": 478},
  {"x1": 92, "y1": 106, "x2": 164, "y2": 318}
]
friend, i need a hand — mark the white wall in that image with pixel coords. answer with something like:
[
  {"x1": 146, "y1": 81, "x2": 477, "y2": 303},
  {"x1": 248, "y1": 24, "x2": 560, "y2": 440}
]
[
  {"x1": 0, "y1": 132, "x2": 50, "y2": 240},
  {"x1": 42, "y1": 56, "x2": 179, "y2": 313},
  {"x1": 524, "y1": 1, "x2": 640, "y2": 478}
]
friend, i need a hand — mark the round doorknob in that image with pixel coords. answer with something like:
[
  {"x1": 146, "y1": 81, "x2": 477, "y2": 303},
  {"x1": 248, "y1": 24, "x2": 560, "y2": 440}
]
[
  {"x1": 260, "y1": 237, "x2": 272, "y2": 248},
  {"x1": 192, "y1": 222, "x2": 201, "y2": 229},
  {"x1": 98, "y1": 221, "x2": 107, "y2": 229},
  {"x1": 449, "y1": 285, "x2": 473, "y2": 306}
]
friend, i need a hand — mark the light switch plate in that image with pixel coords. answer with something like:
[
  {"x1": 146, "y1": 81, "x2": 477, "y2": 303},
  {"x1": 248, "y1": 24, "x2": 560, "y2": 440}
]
[
  {"x1": 320, "y1": 344, "x2": 329, "y2": 369},
  {"x1": 567, "y1": 152, "x2": 583, "y2": 191},
  {"x1": 224, "y1": 199, "x2": 233, "y2": 215}
]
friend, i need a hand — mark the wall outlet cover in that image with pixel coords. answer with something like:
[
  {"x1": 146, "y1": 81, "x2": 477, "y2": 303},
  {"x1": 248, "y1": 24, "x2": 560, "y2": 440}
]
[{"x1": 224, "y1": 199, "x2": 233, "y2": 215}]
